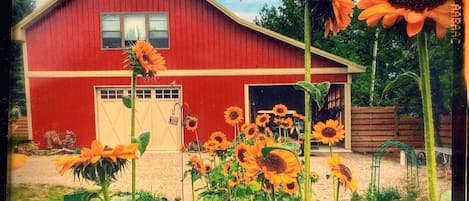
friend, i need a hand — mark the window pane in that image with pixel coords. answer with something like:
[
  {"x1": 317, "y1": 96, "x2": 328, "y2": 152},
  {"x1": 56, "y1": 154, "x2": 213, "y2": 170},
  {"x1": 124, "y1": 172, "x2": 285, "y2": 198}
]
[
  {"x1": 102, "y1": 31, "x2": 121, "y2": 38},
  {"x1": 149, "y1": 31, "x2": 168, "y2": 38},
  {"x1": 124, "y1": 14, "x2": 146, "y2": 45},
  {"x1": 150, "y1": 38, "x2": 169, "y2": 48},
  {"x1": 149, "y1": 21, "x2": 167, "y2": 31},
  {"x1": 149, "y1": 13, "x2": 167, "y2": 21},
  {"x1": 102, "y1": 21, "x2": 120, "y2": 31}
]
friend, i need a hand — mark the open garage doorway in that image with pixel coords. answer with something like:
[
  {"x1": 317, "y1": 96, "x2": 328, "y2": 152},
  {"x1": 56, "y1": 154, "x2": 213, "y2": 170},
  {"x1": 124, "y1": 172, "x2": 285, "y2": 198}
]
[{"x1": 246, "y1": 84, "x2": 347, "y2": 151}]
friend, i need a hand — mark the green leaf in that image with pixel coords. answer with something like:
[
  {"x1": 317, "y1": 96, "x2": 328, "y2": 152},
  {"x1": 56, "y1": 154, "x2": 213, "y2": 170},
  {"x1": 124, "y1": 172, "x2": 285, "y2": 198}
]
[
  {"x1": 247, "y1": 181, "x2": 262, "y2": 192},
  {"x1": 381, "y1": 71, "x2": 420, "y2": 100},
  {"x1": 121, "y1": 96, "x2": 131, "y2": 108},
  {"x1": 80, "y1": 191, "x2": 103, "y2": 201},
  {"x1": 137, "y1": 132, "x2": 150, "y2": 156},
  {"x1": 294, "y1": 81, "x2": 330, "y2": 108},
  {"x1": 261, "y1": 145, "x2": 297, "y2": 158}
]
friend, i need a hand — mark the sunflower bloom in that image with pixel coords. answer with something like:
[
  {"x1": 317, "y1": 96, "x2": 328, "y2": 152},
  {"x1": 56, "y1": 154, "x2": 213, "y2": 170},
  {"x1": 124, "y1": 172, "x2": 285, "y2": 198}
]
[
  {"x1": 328, "y1": 154, "x2": 358, "y2": 192},
  {"x1": 324, "y1": 0, "x2": 354, "y2": 37},
  {"x1": 272, "y1": 104, "x2": 288, "y2": 117},
  {"x1": 131, "y1": 40, "x2": 166, "y2": 74},
  {"x1": 357, "y1": 0, "x2": 452, "y2": 38},
  {"x1": 8, "y1": 153, "x2": 28, "y2": 171},
  {"x1": 224, "y1": 106, "x2": 243, "y2": 126},
  {"x1": 255, "y1": 113, "x2": 271, "y2": 127},
  {"x1": 184, "y1": 116, "x2": 198, "y2": 132},
  {"x1": 278, "y1": 117, "x2": 294, "y2": 129},
  {"x1": 235, "y1": 143, "x2": 251, "y2": 167},
  {"x1": 102, "y1": 143, "x2": 138, "y2": 162},
  {"x1": 209, "y1": 131, "x2": 227, "y2": 143},
  {"x1": 282, "y1": 180, "x2": 299, "y2": 195},
  {"x1": 190, "y1": 155, "x2": 206, "y2": 174},
  {"x1": 244, "y1": 123, "x2": 259, "y2": 139},
  {"x1": 80, "y1": 140, "x2": 105, "y2": 164},
  {"x1": 260, "y1": 149, "x2": 301, "y2": 188},
  {"x1": 312, "y1": 119, "x2": 345, "y2": 145},
  {"x1": 54, "y1": 155, "x2": 86, "y2": 175}
]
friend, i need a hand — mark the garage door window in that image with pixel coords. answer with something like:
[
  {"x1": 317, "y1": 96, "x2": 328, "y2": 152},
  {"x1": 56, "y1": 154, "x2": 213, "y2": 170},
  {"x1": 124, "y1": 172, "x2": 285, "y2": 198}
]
[
  {"x1": 100, "y1": 89, "x2": 124, "y2": 99},
  {"x1": 156, "y1": 88, "x2": 179, "y2": 99}
]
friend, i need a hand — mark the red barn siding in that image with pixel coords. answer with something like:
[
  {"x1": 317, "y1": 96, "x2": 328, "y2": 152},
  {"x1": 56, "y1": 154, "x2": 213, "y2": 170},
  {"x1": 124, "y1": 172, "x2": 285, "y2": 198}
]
[
  {"x1": 25, "y1": 0, "x2": 345, "y2": 71},
  {"x1": 29, "y1": 74, "x2": 346, "y2": 149}
]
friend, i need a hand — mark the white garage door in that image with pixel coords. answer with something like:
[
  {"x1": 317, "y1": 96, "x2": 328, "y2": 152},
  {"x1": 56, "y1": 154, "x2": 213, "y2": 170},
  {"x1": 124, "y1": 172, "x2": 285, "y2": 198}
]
[{"x1": 96, "y1": 87, "x2": 182, "y2": 152}]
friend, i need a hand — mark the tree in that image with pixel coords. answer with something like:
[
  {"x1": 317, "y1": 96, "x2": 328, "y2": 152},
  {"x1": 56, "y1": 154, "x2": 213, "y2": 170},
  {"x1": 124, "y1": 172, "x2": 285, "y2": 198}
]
[
  {"x1": 10, "y1": 0, "x2": 35, "y2": 115},
  {"x1": 255, "y1": 1, "x2": 454, "y2": 118}
]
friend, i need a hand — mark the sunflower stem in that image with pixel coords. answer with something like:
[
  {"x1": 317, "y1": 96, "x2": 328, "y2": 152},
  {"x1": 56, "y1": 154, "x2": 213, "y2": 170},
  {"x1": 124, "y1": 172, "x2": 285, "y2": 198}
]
[
  {"x1": 191, "y1": 175, "x2": 195, "y2": 201},
  {"x1": 101, "y1": 180, "x2": 111, "y2": 201},
  {"x1": 130, "y1": 70, "x2": 137, "y2": 201},
  {"x1": 334, "y1": 179, "x2": 340, "y2": 201},
  {"x1": 416, "y1": 32, "x2": 439, "y2": 201},
  {"x1": 303, "y1": 0, "x2": 314, "y2": 201}
]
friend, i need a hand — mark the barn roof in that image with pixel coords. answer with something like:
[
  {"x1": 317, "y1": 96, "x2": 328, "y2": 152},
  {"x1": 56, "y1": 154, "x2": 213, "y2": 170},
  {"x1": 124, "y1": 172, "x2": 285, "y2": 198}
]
[{"x1": 12, "y1": 0, "x2": 366, "y2": 73}]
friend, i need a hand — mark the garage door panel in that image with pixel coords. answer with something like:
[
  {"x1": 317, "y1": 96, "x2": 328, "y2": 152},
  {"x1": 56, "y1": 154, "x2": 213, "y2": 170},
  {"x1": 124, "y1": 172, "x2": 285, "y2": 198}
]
[{"x1": 96, "y1": 87, "x2": 181, "y2": 151}]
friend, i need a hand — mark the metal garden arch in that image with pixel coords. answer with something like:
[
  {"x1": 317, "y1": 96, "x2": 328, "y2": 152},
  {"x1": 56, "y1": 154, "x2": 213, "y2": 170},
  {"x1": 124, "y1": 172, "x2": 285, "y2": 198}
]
[{"x1": 369, "y1": 140, "x2": 420, "y2": 201}]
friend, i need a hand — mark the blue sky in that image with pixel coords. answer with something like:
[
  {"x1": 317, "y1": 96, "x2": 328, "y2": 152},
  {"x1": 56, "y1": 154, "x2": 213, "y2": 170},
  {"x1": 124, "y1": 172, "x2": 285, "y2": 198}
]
[{"x1": 34, "y1": 0, "x2": 282, "y2": 22}]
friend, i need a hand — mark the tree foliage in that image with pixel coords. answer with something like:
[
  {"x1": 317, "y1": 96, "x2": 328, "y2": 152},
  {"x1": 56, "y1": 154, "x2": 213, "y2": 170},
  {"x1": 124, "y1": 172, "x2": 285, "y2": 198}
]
[
  {"x1": 10, "y1": 0, "x2": 35, "y2": 114},
  {"x1": 254, "y1": 1, "x2": 454, "y2": 117}
]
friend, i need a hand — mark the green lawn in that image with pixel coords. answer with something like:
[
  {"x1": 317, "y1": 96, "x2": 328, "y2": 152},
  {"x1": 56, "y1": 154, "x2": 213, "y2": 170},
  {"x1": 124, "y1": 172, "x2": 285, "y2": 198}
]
[{"x1": 7, "y1": 184, "x2": 87, "y2": 201}]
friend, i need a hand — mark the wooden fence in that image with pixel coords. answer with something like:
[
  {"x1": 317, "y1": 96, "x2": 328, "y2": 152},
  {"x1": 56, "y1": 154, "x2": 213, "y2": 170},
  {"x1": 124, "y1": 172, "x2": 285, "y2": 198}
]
[{"x1": 351, "y1": 106, "x2": 454, "y2": 153}]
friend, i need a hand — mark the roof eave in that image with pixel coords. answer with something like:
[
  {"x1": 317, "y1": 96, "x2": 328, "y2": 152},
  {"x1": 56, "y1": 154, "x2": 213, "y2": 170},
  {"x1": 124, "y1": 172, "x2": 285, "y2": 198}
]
[
  {"x1": 206, "y1": 0, "x2": 366, "y2": 73},
  {"x1": 11, "y1": 0, "x2": 64, "y2": 41}
]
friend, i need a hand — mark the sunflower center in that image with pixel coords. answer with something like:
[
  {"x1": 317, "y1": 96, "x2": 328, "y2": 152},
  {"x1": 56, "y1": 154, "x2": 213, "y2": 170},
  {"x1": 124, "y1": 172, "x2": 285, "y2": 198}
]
[
  {"x1": 248, "y1": 128, "x2": 256, "y2": 135},
  {"x1": 214, "y1": 136, "x2": 223, "y2": 143},
  {"x1": 188, "y1": 120, "x2": 197, "y2": 127},
  {"x1": 230, "y1": 112, "x2": 239, "y2": 120},
  {"x1": 388, "y1": 0, "x2": 447, "y2": 11},
  {"x1": 322, "y1": 127, "x2": 337, "y2": 137},
  {"x1": 237, "y1": 149, "x2": 247, "y2": 163},
  {"x1": 263, "y1": 153, "x2": 287, "y2": 173},
  {"x1": 276, "y1": 109, "x2": 284, "y2": 114},
  {"x1": 286, "y1": 182, "x2": 296, "y2": 190},
  {"x1": 142, "y1": 54, "x2": 154, "y2": 65},
  {"x1": 260, "y1": 117, "x2": 267, "y2": 122},
  {"x1": 339, "y1": 164, "x2": 353, "y2": 181}
]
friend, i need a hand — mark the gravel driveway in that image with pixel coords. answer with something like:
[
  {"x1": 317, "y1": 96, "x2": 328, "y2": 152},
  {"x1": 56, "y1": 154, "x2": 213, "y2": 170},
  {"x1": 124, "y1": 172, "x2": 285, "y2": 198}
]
[{"x1": 8, "y1": 152, "x2": 450, "y2": 201}]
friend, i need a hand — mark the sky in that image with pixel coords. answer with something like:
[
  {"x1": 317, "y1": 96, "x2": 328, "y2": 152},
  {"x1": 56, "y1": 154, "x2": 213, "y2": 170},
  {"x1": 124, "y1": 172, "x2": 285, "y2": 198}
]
[{"x1": 34, "y1": 0, "x2": 282, "y2": 22}]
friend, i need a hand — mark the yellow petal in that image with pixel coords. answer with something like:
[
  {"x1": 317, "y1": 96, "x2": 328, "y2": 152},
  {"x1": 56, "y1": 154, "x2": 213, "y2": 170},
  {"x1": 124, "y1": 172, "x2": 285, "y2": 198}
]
[
  {"x1": 358, "y1": 3, "x2": 392, "y2": 20},
  {"x1": 382, "y1": 13, "x2": 401, "y2": 28}
]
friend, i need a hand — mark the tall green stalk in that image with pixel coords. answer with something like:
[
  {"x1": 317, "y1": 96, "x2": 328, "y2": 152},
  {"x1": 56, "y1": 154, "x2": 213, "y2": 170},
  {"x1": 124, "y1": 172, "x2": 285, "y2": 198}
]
[
  {"x1": 303, "y1": 1, "x2": 313, "y2": 201},
  {"x1": 416, "y1": 33, "x2": 438, "y2": 201},
  {"x1": 130, "y1": 71, "x2": 137, "y2": 201}
]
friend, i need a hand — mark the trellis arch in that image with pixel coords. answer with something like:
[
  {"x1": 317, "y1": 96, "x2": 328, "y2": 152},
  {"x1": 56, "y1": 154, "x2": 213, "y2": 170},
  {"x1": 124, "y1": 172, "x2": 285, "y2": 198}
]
[{"x1": 369, "y1": 140, "x2": 420, "y2": 201}]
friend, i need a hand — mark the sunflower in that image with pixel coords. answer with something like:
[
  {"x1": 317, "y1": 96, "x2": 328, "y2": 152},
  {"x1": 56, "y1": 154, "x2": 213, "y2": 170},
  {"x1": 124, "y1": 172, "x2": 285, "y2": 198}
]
[
  {"x1": 292, "y1": 112, "x2": 306, "y2": 121},
  {"x1": 278, "y1": 117, "x2": 294, "y2": 129},
  {"x1": 272, "y1": 104, "x2": 288, "y2": 117},
  {"x1": 131, "y1": 40, "x2": 166, "y2": 75},
  {"x1": 357, "y1": 0, "x2": 453, "y2": 38},
  {"x1": 255, "y1": 133, "x2": 270, "y2": 142},
  {"x1": 203, "y1": 140, "x2": 219, "y2": 155},
  {"x1": 260, "y1": 149, "x2": 301, "y2": 188},
  {"x1": 282, "y1": 180, "x2": 299, "y2": 195},
  {"x1": 312, "y1": 119, "x2": 345, "y2": 145},
  {"x1": 8, "y1": 153, "x2": 28, "y2": 171},
  {"x1": 224, "y1": 106, "x2": 243, "y2": 126},
  {"x1": 209, "y1": 131, "x2": 227, "y2": 143},
  {"x1": 80, "y1": 140, "x2": 105, "y2": 164},
  {"x1": 184, "y1": 116, "x2": 198, "y2": 132},
  {"x1": 244, "y1": 123, "x2": 259, "y2": 139},
  {"x1": 54, "y1": 155, "x2": 86, "y2": 175},
  {"x1": 235, "y1": 143, "x2": 251, "y2": 167},
  {"x1": 190, "y1": 155, "x2": 206, "y2": 174},
  {"x1": 324, "y1": 0, "x2": 354, "y2": 37},
  {"x1": 223, "y1": 162, "x2": 232, "y2": 175},
  {"x1": 328, "y1": 154, "x2": 358, "y2": 192},
  {"x1": 102, "y1": 143, "x2": 138, "y2": 162},
  {"x1": 255, "y1": 113, "x2": 271, "y2": 127},
  {"x1": 264, "y1": 127, "x2": 274, "y2": 137}
]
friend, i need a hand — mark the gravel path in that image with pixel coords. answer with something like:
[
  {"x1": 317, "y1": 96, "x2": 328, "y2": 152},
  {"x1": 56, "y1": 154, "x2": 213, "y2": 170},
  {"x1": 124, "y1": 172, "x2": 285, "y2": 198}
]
[{"x1": 8, "y1": 152, "x2": 451, "y2": 201}]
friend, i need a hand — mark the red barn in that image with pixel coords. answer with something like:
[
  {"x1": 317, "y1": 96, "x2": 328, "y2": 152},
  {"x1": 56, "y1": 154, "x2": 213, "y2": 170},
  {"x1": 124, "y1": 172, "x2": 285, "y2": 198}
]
[{"x1": 13, "y1": 0, "x2": 365, "y2": 151}]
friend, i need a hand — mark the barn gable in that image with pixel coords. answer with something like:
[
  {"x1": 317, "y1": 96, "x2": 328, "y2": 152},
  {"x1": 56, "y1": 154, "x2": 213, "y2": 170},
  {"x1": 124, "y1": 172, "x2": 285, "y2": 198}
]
[{"x1": 12, "y1": 0, "x2": 365, "y2": 151}]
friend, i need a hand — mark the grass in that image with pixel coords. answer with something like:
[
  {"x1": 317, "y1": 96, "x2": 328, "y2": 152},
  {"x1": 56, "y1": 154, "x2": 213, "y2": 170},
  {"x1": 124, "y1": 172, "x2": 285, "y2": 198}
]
[{"x1": 7, "y1": 184, "x2": 88, "y2": 201}]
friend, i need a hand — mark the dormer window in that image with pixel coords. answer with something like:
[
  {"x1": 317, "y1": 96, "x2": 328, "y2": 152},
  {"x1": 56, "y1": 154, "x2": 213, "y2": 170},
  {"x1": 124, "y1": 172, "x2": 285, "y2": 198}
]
[{"x1": 101, "y1": 13, "x2": 169, "y2": 49}]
